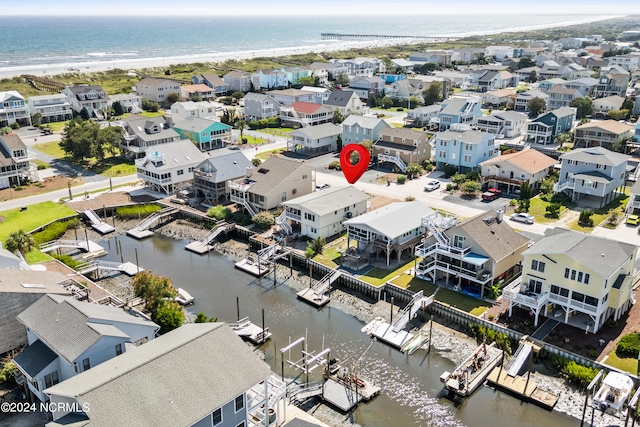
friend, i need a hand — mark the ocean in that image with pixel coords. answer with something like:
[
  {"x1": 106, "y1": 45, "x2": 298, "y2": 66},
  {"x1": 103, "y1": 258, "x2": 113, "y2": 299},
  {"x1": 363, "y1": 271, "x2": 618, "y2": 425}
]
[{"x1": 0, "y1": 14, "x2": 618, "y2": 74}]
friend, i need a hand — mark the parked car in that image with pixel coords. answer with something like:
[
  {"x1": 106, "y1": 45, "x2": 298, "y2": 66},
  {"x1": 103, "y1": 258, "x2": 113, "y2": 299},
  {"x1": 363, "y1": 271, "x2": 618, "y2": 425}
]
[
  {"x1": 424, "y1": 179, "x2": 441, "y2": 191},
  {"x1": 510, "y1": 213, "x2": 535, "y2": 224},
  {"x1": 481, "y1": 187, "x2": 502, "y2": 201},
  {"x1": 41, "y1": 128, "x2": 53, "y2": 135},
  {"x1": 316, "y1": 184, "x2": 330, "y2": 190},
  {"x1": 626, "y1": 214, "x2": 640, "y2": 225}
]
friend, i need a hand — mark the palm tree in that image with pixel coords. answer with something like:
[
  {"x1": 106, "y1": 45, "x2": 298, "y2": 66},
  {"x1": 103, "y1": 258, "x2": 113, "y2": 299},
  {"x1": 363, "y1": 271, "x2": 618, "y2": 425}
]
[
  {"x1": 305, "y1": 245, "x2": 315, "y2": 288},
  {"x1": 235, "y1": 120, "x2": 247, "y2": 144},
  {"x1": 5, "y1": 230, "x2": 36, "y2": 257}
]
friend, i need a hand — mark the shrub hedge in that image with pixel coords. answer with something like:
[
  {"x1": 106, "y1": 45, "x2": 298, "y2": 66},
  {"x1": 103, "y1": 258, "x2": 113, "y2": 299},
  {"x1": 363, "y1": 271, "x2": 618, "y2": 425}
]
[
  {"x1": 616, "y1": 333, "x2": 640, "y2": 358},
  {"x1": 32, "y1": 218, "x2": 80, "y2": 245},
  {"x1": 115, "y1": 204, "x2": 161, "y2": 219}
]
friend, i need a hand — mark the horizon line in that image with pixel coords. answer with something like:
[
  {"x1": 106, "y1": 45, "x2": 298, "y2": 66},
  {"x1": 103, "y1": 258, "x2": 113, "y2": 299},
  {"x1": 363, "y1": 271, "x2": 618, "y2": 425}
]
[{"x1": 1, "y1": 12, "x2": 632, "y2": 17}]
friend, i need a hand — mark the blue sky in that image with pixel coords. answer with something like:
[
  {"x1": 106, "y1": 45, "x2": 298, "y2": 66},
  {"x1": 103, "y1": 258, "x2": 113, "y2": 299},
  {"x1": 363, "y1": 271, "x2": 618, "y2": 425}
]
[{"x1": 5, "y1": 0, "x2": 640, "y2": 15}]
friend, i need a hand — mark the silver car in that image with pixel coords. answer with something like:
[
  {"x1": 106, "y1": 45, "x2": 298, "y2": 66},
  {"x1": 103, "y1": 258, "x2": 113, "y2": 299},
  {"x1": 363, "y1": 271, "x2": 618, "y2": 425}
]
[
  {"x1": 510, "y1": 213, "x2": 535, "y2": 224},
  {"x1": 424, "y1": 179, "x2": 440, "y2": 191}
]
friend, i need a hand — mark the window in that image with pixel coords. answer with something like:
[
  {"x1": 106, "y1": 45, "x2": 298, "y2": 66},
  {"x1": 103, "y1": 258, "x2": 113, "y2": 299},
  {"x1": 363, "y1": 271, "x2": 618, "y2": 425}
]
[
  {"x1": 438, "y1": 150, "x2": 446, "y2": 158},
  {"x1": 236, "y1": 423, "x2": 246, "y2": 427},
  {"x1": 235, "y1": 395, "x2": 244, "y2": 412},
  {"x1": 529, "y1": 279, "x2": 543, "y2": 294},
  {"x1": 82, "y1": 358, "x2": 90, "y2": 371},
  {"x1": 44, "y1": 371, "x2": 59, "y2": 388},
  {"x1": 177, "y1": 169, "x2": 184, "y2": 176},
  {"x1": 310, "y1": 227, "x2": 317, "y2": 233},
  {"x1": 531, "y1": 260, "x2": 545, "y2": 273},
  {"x1": 439, "y1": 140, "x2": 448, "y2": 147},
  {"x1": 453, "y1": 235, "x2": 464, "y2": 248},
  {"x1": 115, "y1": 344, "x2": 123, "y2": 355},
  {"x1": 463, "y1": 154, "x2": 472, "y2": 163},
  {"x1": 213, "y1": 408, "x2": 222, "y2": 425}
]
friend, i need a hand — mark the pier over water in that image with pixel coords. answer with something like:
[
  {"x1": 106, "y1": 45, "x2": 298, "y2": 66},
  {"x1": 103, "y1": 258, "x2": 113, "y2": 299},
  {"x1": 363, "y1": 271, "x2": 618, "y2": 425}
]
[{"x1": 321, "y1": 32, "x2": 450, "y2": 43}]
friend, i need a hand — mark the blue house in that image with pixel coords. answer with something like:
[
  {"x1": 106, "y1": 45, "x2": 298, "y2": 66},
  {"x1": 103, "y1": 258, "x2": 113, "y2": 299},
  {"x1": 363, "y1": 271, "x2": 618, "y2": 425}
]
[
  {"x1": 525, "y1": 106, "x2": 576, "y2": 145},
  {"x1": 192, "y1": 74, "x2": 228, "y2": 96},
  {"x1": 434, "y1": 124, "x2": 498, "y2": 173},
  {"x1": 173, "y1": 117, "x2": 232, "y2": 151},
  {"x1": 537, "y1": 78, "x2": 567, "y2": 94},
  {"x1": 342, "y1": 115, "x2": 391, "y2": 145},
  {"x1": 436, "y1": 97, "x2": 482, "y2": 131}
]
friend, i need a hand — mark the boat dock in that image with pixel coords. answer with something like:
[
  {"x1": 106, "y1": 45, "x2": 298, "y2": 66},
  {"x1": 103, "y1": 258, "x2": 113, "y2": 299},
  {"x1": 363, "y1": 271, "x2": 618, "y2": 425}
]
[
  {"x1": 126, "y1": 207, "x2": 179, "y2": 240},
  {"x1": 322, "y1": 378, "x2": 364, "y2": 411},
  {"x1": 486, "y1": 367, "x2": 558, "y2": 410},
  {"x1": 235, "y1": 243, "x2": 279, "y2": 277},
  {"x1": 84, "y1": 209, "x2": 115, "y2": 235},
  {"x1": 297, "y1": 269, "x2": 340, "y2": 308},
  {"x1": 230, "y1": 316, "x2": 271, "y2": 344},
  {"x1": 185, "y1": 221, "x2": 235, "y2": 254},
  {"x1": 440, "y1": 342, "x2": 504, "y2": 397},
  {"x1": 76, "y1": 260, "x2": 143, "y2": 276},
  {"x1": 39, "y1": 239, "x2": 107, "y2": 259},
  {"x1": 175, "y1": 287, "x2": 195, "y2": 305}
]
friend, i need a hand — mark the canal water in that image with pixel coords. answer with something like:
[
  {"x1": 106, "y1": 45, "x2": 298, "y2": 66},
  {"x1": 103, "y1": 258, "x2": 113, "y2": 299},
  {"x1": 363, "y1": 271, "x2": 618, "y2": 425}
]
[{"x1": 100, "y1": 235, "x2": 578, "y2": 427}]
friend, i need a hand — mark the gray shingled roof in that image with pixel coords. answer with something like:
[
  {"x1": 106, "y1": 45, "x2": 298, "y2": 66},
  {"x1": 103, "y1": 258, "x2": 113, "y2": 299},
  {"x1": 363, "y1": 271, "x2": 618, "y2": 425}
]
[
  {"x1": 142, "y1": 140, "x2": 207, "y2": 172},
  {"x1": 17, "y1": 295, "x2": 157, "y2": 363},
  {"x1": 194, "y1": 152, "x2": 252, "y2": 184},
  {"x1": 282, "y1": 186, "x2": 369, "y2": 216},
  {"x1": 436, "y1": 128, "x2": 488, "y2": 144},
  {"x1": 13, "y1": 339, "x2": 58, "y2": 377},
  {"x1": 127, "y1": 116, "x2": 179, "y2": 143},
  {"x1": 450, "y1": 211, "x2": 531, "y2": 262},
  {"x1": 374, "y1": 140, "x2": 418, "y2": 152},
  {"x1": 559, "y1": 146, "x2": 629, "y2": 166},
  {"x1": 173, "y1": 116, "x2": 229, "y2": 133},
  {"x1": 325, "y1": 90, "x2": 357, "y2": 108},
  {"x1": 439, "y1": 99, "x2": 467, "y2": 116},
  {"x1": 0, "y1": 133, "x2": 27, "y2": 152},
  {"x1": 523, "y1": 228, "x2": 635, "y2": 278},
  {"x1": 245, "y1": 157, "x2": 308, "y2": 196},
  {"x1": 344, "y1": 201, "x2": 433, "y2": 239},
  {"x1": 291, "y1": 123, "x2": 341, "y2": 140},
  {"x1": 44, "y1": 324, "x2": 272, "y2": 427},
  {"x1": 341, "y1": 115, "x2": 388, "y2": 129}
]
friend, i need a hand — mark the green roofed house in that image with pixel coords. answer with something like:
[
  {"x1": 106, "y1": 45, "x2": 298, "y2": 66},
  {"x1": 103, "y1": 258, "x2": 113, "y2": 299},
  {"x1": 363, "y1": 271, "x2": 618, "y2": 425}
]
[
  {"x1": 44, "y1": 323, "x2": 285, "y2": 427},
  {"x1": 173, "y1": 116, "x2": 232, "y2": 152}
]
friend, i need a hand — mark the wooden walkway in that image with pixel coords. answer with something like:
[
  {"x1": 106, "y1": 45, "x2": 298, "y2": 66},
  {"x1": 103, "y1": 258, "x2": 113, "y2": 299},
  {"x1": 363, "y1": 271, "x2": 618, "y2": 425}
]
[{"x1": 487, "y1": 367, "x2": 558, "y2": 410}]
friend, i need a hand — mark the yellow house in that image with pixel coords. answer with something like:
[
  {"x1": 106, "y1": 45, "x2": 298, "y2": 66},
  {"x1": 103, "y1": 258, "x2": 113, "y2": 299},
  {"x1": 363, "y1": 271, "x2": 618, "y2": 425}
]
[{"x1": 502, "y1": 228, "x2": 637, "y2": 333}]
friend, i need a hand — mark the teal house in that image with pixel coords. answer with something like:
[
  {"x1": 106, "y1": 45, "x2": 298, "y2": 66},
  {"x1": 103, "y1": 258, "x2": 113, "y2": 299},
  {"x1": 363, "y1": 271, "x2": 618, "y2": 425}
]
[{"x1": 173, "y1": 117, "x2": 232, "y2": 151}]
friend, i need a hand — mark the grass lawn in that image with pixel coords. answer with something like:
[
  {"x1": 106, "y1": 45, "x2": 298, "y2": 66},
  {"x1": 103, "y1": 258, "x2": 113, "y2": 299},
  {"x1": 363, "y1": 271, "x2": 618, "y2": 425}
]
[
  {"x1": 33, "y1": 159, "x2": 50, "y2": 169},
  {"x1": 567, "y1": 192, "x2": 629, "y2": 232},
  {"x1": 390, "y1": 274, "x2": 490, "y2": 315},
  {"x1": 25, "y1": 250, "x2": 52, "y2": 264},
  {"x1": 243, "y1": 135, "x2": 267, "y2": 145},
  {"x1": 33, "y1": 142, "x2": 135, "y2": 176},
  {"x1": 257, "y1": 127, "x2": 295, "y2": 136},
  {"x1": 605, "y1": 350, "x2": 638, "y2": 375},
  {"x1": 45, "y1": 121, "x2": 69, "y2": 133},
  {"x1": 255, "y1": 148, "x2": 286, "y2": 161},
  {"x1": 0, "y1": 201, "x2": 77, "y2": 242},
  {"x1": 313, "y1": 247, "x2": 342, "y2": 268},
  {"x1": 359, "y1": 260, "x2": 417, "y2": 287},
  {"x1": 34, "y1": 141, "x2": 66, "y2": 159},
  {"x1": 528, "y1": 194, "x2": 574, "y2": 224}
]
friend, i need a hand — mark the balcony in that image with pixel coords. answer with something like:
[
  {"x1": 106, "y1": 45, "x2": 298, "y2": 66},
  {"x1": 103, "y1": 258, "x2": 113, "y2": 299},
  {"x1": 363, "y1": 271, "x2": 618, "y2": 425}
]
[
  {"x1": 548, "y1": 293, "x2": 598, "y2": 315},
  {"x1": 284, "y1": 211, "x2": 301, "y2": 221},
  {"x1": 555, "y1": 179, "x2": 575, "y2": 193},
  {"x1": 503, "y1": 278, "x2": 550, "y2": 309},
  {"x1": 0, "y1": 165, "x2": 30, "y2": 178},
  {"x1": 416, "y1": 259, "x2": 492, "y2": 284}
]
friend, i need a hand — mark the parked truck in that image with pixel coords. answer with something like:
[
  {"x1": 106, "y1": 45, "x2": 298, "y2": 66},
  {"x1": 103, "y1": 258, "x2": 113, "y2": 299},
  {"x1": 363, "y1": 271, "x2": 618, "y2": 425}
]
[{"x1": 481, "y1": 187, "x2": 502, "y2": 201}]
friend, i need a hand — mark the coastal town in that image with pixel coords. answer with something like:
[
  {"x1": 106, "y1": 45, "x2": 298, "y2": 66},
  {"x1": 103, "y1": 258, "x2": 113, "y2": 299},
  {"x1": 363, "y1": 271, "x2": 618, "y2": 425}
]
[{"x1": 3, "y1": 16, "x2": 640, "y2": 427}]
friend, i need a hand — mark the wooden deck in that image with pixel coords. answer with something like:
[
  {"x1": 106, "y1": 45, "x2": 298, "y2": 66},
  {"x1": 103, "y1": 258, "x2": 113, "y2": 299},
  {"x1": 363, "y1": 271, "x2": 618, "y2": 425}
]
[
  {"x1": 234, "y1": 258, "x2": 271, "y2": 277},
  {"x1": 486, "y1": 367, "x2": 558, "y2": 410},
  {"x1": 297, "y1": 288, "x2": 330, "y2": 308},
  {"x1": 322, "y1": 379, "x2": 363, "y2": 412}
]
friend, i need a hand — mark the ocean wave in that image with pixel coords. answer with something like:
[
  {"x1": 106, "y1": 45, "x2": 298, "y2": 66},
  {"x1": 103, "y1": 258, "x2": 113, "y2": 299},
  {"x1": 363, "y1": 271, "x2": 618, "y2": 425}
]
[{"x1": 86, "y1": 52, "x2": 138, "y2": 57}]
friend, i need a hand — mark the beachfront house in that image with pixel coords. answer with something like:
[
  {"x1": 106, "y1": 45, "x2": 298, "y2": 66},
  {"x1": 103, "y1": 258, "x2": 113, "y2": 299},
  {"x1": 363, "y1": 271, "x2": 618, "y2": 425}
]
[
  {"x1": 573, "y1": 120, "x2": 634, "y2": 150},
  {"x1": 192, "y1": 73, "x2": 228, "y2": 96},
  {"x1": 416, "y1": 210, "x2": 530, "y2": 299},
  {"x1": 330, "y1": 57, "x2": 385, "y2": 77},
  {"x1": 475, "y1": 111, "x2": 528, "y2": 138},
  {"x1": 12, "y1": 294, "x2": 159, "y2": 403},
  {"x1": 118, "y1": 115, "x2": 180, "y2": 158},
  {"x1": 503, "y1": 228, "x2": 637, "y2": 332},
  {"x1": 266, "y1": 89, "x2": 314, "y2": 107},
  {"x1": 172, "y1": 116, "x2": 232, "y2": 151},
  {"x1": 342, "y1": 115, "x2": 391, "y2": 145},
  {"x1": 61, "y1": 85, "x2": 108, "y2": 119},
  {"x1": 134, "y1": 77, "x2": 181, "y2": 104},
  {"x1": 243, "y1": 93, "x2": 281, "y2": 121},
  {"x1": 279, "y1": 102, "x2": 333, "y2": 128},
  {"x1": 0, "y1": 133, "x2": 31, "y2": 189},
  {"x1": 281, "y1": 186, "x2": 369, "y2": 239},
  {"x1": 514, "y1": 90, "x2": 548, "y2": 114},
  {"x1": 556, "y1": 146, "x2": 629, "y2": 207},
  {"x1": 343, "y1": 201, "x2": 433, "y2": 267},
  {"x1": 170, "y1": 100, "x2": 220, "y2": 121},
  {"x1": 308, "y1": 62, "x2": 338, "y2": 86},
  {"x1": 0, "y1": 91, "x2": 31, "y2": 127},
  {"x1": 229, "y1": 157, "x2": 315, "y2": 216},
  {"x1": 372, "y1": 128, "x2": 431, "y2": 173},
  {"x1": 0, "y1": 270, "x2": 73, "y2": 355},
  {"x1": 286, "y1": 123, "x2": 341, "y2": 155},
  {"x1": 525, "y1": 107, "x2": 576, "y2": 145},
  {"x1": 179, "y1": 84, "x2": 215, "y2": 102},
  {"x1": 44, "y1": 323, "x2": 285, "y2": 427},
  {"x1": 433, "y1": 124, "x2": 498, "y2": 173},
  {"x1": 27, "y1": 94, "x2": 73, "y2": 123},
  {"x1": 479, "y1": 148, "x2": 557, "y2": 193},
  {"x1": 107, "y1": 93, "x2": 143, "y2": 114},
  {"x1": 324, "y1": 89, "x2": 367, "y2": 117},
  {"x1": 192, "y1": 151, "x2": 253, "y2": 205},
  {"x1": 435, "y1": 96, "x2": 482, "y2": 131},
  {"x1": 251, "y1": 68, "x2": 288, "y2": 90},
  {"x1": 135, "y1": 139, "x2": 207, "y2": 194},
  {"x1": 223, "y1": 70, "x2": 252, "y2": 93}
]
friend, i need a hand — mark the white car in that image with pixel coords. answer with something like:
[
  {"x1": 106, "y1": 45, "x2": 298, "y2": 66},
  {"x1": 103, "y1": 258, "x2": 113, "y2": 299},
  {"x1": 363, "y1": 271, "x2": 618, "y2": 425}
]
[
  {"x1": 510, "y1": 213, "x2": 535, "y2": 224},
  {"x1": 424, "y1": 179, "x2": 441, "y2": 191}
]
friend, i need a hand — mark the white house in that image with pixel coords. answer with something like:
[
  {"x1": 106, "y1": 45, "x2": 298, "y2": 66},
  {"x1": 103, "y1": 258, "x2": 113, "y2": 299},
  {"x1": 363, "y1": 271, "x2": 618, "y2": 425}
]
[
  {"x1": 135, "y1": 139, "x2": 207, "y2": 194},
  {"x1": 107, "y1": 93, "x2": 143, "y2": 114},
  {"x1": 0, "y1": 91, "x2": 31, "y2": 127},
  {"x1": 0, "y1": 133, "x2": 31, "y2": 190},
  {"x1": 134, "y1": 77, "x2": 181, "y2": 103},
  {"x1": 170, "y1": 100, "x2": 221, "y2": 121},
  {"x1": 281, "y1": 186, "x2": 369, "y2": 239},
  {"x1": 27, "y1": 94, "x2": 73, "y2": 123},
  {"x1": 61, "y1": 85, "x2": 109, "y2": 118},
  {"x1": 287, "y1": 123, "x2": 342, "y2": 155},
  {"x1": 12, "y1": 295, "x2": 158, "y2": 403},
  {"x1": 475, "y1": 111, "x2": 528, "y2": 138}
]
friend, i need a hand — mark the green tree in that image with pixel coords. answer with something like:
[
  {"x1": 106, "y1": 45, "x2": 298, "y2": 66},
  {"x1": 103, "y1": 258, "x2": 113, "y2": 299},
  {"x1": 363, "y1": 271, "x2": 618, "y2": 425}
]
[
  {"x1": 131, "y1": 271, "x2": 178, "y2": 315},
  {"x1": 251, "y1": 157, "x2": 262, "y2": 166},
  {"x1": 232, "y1": 91, "x2": 245, "y2": 100},
  {"x1": 311, "y1": 235, "x2": 326, "y2": 255},
  {"x1": 190, "y1": 94, "x2": 202, "y2": 102},
  {"x1": 546, "y1": 203, "x2": 561, "y2": 218},
  {"x1": 451, "y1": 173, "x2": 467, "y2": 188},
  {"x1": 31, "y1": 112, "x2": 42, "y2": 126},
  {"x1": 460, "y1": 181, "x2": 481, "y2": 196},
  {"x1": 79, "y1": 107, "x2": 90, "y2": 120},
  {"x1": 527, "y1": 97, "x2": 546, "y2": 118},
  {"x1": 527, "y1": 70, "x2": 537, "y2": 83},
  {"x1": 622, "y1": 97, "x2": 635, "y2": 111},
  {"x1": 518, "y1": 181, "x2": 532, "y2": 212},
  {"x1": 166, "y1": 93, "x2": 180, "y2": 104},
  {"x1": 332, "y1": 109, "x2": 344, "y2": 124},
  {"x1": 334, "y1": 73, "x2": 349, "y2": 87},
  {"x1": 195, "y1": 312, "x2": 218, "y2": 323},
  {"x1": 579, "y1": 209, "x2": 594, "y2": 227},
  {"x1": 423, "y1": 81, "x2": 443, "y2": 106},
  {"x1": 297, "y1": 76, "x2": 316, "y2": 86},
  {"x1": 607, "y1": 109, "x2": 630, "y2": 121},
  {"x1": 540, "y1": 177, "x2": 556, "y2": 195},
  {"x1": 379, "y1": 96, "x2": 394, "y2": 109},
  {"x1": 112, "y1": 101, "x2": 124, "y2": 116},
  {"x1": 153, "y1": 301, "x2": 185, "y2": 334},
  {"x1": 252, "y1": 211, "x2": 275, "y2": 230},
  {"x1": 235, "y1": 119, "x2": 247, "y2": 142},
  {"x1": 95, "y1": 125, "x2": 123, "y2": 160},
  {"x1": 221, "y1": 109, "x2": 235, "y2": 126},
  {"x1": 570, "y1": 97, "x2": 593, "y2": 119},
  {"x1": 405, "y1": 163, "x2": 422, "y2": 179},
  {"x1": 519, "y1": 56, "x2": 536, "y2": 69},
  {"x1": 5, "y1": 230, "x2": 35, "y2": 257},
  {"x1": 555, "y1": 132, "x2": 573, "y2": 145},
  {"x1": 142, "y1": 99, "x2": 160, "y2": 112},
  {"x1": 60, "y1": 119, "x2": 98, "y2": 160}
]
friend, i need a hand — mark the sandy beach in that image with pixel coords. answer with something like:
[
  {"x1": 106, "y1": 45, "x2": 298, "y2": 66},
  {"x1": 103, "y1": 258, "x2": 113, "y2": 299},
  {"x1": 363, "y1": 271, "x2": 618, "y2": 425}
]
[{"x1": 0, "y1": 14, "x2": 624, "y2": 80}]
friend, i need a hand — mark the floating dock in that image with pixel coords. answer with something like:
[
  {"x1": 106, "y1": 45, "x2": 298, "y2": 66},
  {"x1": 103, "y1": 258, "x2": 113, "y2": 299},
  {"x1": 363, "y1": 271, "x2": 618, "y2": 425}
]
[
  {"x1": 322, "y1": 378, "x2": 364, "y2": 412},
  {"x1": 77, "y1": 260, "x2": 143, "y2": 276},
  {"x1": 297, "y1": 288, "x2": 330, "y2": 308},
  {"x1": 362, "y1": 317, "x2": 414, "y2": 349},
  {"x1": 230, "y1": 316, "x2": 271, "y2": 344},
  {"x1": 84, "y1": 209, "x2": 115, "y2": 235},
  {"x1": 126, "y1": 207, "x2": 179, "y2": 240},
  {"x1": 440, "y1": 342, "x2": 504, "y2": 398},
  {"x1": 234, "y1": 257, "x2": 271, "y2": 277},
  {"x1": 175, "y1": 287, "x2": 195, "y2": 305},
  {"x1": 487, "y1": 367, "x2": 558, "y2": 410},
  {"x1": 185, "y1": 222, "x2": 235, "y2": 254}
]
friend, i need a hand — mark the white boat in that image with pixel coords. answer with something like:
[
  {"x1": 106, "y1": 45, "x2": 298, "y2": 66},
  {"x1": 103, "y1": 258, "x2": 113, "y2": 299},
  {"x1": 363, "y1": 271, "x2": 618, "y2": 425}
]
[
  {"x1": 593, "y1": 372, "x2": 634, "y2": 414},
  {"x1": 175, "y1": 288, "x2": 195, "y2": 305}
]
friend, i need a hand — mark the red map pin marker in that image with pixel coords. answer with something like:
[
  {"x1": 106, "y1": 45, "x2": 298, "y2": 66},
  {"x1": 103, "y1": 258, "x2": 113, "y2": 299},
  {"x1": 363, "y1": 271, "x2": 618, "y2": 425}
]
[{"x1": 339, "y1": 144, "x2": 371, "y2": 184}]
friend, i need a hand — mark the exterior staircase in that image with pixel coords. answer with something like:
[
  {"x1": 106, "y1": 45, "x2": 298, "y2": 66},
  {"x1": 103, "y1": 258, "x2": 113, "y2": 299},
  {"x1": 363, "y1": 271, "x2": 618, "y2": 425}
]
[
  {"x1": 275, "y1": 211, "x2": 292, "y2": 234},
  {"x1": 377, "y1": 154, "x2": 407, "y2": 172}
]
